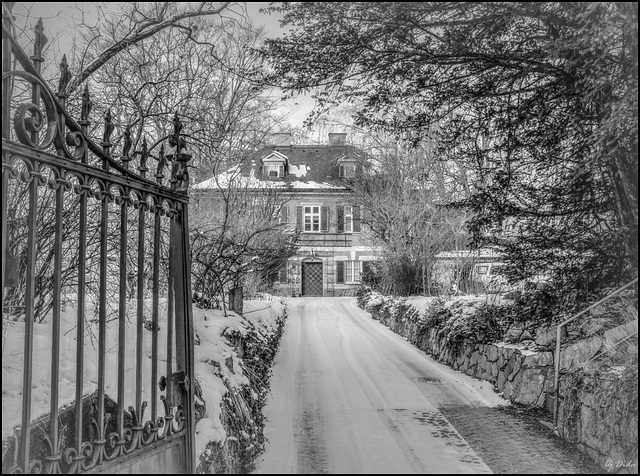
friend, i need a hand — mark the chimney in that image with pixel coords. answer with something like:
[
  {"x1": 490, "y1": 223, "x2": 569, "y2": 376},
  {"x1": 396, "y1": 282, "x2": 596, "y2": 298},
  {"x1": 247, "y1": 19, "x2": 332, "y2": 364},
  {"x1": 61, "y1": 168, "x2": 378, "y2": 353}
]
[
  {"x1": 271, "y1": 132, "x2": 291, "y2": 147},
  {"x1": 328, "y1": 132, "x2": 347, "y2": 146}
]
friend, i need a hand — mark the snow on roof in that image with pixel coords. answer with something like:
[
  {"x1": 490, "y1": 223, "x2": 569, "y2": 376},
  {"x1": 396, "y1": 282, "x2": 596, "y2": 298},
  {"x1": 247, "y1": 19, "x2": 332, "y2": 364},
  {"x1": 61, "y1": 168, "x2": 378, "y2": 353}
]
[
  {"x1": 193, "y1": 143, "x2": 368, "y2": 191},
  {"x1": 435, "y1": 249, "x2": 502, "y2": 259},
  {"x1": 193, "y1": 165, "x2": 346, "y2": 191}
]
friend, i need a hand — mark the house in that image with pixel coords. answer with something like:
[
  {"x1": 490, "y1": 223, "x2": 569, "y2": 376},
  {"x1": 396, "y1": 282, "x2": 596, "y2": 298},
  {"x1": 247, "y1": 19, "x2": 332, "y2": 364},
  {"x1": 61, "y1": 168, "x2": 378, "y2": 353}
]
[{"x1": 193, "y1": 132, "x2": 382, "y2": 297}]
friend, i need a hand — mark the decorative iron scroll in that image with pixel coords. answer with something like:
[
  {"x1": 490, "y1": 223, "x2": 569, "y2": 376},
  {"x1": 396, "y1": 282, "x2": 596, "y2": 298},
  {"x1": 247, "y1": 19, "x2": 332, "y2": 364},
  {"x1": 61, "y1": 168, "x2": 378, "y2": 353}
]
[
  {"x1": 2, "y1": 4, "x2": 194, "y2": 474},
  {"x1": 1, "y1": 12, "x2": 191, "y2": 192}
]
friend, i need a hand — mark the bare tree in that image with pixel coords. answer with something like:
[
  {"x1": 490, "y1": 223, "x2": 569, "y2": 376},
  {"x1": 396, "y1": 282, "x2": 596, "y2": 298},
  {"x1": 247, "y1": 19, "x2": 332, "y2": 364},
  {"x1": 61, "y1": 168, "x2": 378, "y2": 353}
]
[
  {"x1": 64, "y1": 2, "x2": 239, "y2": 95},
  {"x1": 349, "y1": 135, "x2": 473, "y2": 296},
  {"x1": 67, "y1": 6, "x2": 287, "y2": 180},
  {"x1": 3, "y1": 2, "x2": 289, "y2": 323},
  {"x1": 190, "y1": 168, "x2": 298, "y2": 314}
]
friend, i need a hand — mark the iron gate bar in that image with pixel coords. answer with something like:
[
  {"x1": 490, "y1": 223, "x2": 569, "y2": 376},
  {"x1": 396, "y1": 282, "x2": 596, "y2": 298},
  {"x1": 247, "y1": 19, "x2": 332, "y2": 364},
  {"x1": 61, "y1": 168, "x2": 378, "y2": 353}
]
[
  {"x1": 96, "y1": 116, "x2": 111, "y2": 469},
  {"x1": 97, "y1": 191, "x2": 108, "y2": 468},
  {"x1": 166, "y1": 230, "x2": 175, "y2": 434},
  {"x1": 152, "y1": 170, "x2": 162, "y2": 425},
  {"x1": 17, "y1": 16, "x2": 47, "y2": 472},
  {"x1": 180, "y1": 200, "x2": 197, "y2": 470},
  {"x1": 49, "y1": 58, "x2": 71, "y2": 473},
  {"x1": 118, "y1": 188, "x2": 128, "y2": 439},
  {"x1": 74, "y1": 100, "x2": 90, "y2": 466},
  {"x1": 74, "y1": 178, "x2": 88, "y2": 465},
  {"x1": 49, "y1": 176, "x2": 64, "y2": 473},
  {"x1": 136, "y1": 185, "x2": 146, "y2": 425},
  {"x1": 20, "y1": 160, "x2": 38, "y2": 473}
]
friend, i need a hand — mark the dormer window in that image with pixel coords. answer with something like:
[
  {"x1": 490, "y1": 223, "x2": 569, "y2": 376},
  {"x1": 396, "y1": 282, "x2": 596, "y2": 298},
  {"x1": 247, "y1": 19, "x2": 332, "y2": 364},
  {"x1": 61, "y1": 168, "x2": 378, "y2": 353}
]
[
  {"x1": 339, "y1": 163, "x2": 356, "y2": 178},
  {"x1": 261, "y1": 151, "x2": 288, "y2": 179},
  {"x1": 337, "y1": 155, "x2": 357, "y2": 179}
]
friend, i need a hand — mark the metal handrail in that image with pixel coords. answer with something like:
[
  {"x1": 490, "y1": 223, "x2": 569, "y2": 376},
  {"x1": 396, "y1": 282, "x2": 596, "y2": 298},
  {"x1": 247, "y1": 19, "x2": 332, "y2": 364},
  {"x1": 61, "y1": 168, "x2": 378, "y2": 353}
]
[{"x1": 553, "y1": 277, "x2": 638, "y2": 432}]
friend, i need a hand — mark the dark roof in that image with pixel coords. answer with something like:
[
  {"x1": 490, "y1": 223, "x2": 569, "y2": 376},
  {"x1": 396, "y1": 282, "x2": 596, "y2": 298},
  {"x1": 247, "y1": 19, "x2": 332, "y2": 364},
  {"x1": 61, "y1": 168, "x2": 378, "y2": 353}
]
[{"x1": 248, "y1": 144, "x2": 366, "y2": 183}]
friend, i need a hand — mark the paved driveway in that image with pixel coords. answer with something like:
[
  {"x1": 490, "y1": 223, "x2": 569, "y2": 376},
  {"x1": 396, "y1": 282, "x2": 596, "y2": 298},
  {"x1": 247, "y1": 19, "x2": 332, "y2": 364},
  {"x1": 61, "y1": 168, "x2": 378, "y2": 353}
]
[{"x1": 252, "y1": 297, "x2": 599, "y2": 474}]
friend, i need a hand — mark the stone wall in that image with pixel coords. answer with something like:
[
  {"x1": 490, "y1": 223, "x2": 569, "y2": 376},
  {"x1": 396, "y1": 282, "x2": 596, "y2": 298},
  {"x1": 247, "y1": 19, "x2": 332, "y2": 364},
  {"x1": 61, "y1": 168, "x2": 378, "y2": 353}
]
[{"x1": 361, "y1": 293, "x2": 638, "y2": 473}]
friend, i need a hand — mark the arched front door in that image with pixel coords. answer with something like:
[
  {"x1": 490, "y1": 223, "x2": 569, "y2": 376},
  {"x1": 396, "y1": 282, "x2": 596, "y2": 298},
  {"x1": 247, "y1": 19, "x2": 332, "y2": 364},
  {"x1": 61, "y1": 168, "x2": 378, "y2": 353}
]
[{"x1": 301, "y1": 260, "x2": 323, "y2": 296}]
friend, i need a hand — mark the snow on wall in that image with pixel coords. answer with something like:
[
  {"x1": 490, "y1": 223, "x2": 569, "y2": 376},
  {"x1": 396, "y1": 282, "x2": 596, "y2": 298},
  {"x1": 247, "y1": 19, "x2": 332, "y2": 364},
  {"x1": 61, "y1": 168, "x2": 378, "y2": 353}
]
[
  {"x1": 1, "y1": 296, "x2": 285, "y2": 464},
  {"x1": 192, "y1": 298, "x2": 284, "y2": 457}
]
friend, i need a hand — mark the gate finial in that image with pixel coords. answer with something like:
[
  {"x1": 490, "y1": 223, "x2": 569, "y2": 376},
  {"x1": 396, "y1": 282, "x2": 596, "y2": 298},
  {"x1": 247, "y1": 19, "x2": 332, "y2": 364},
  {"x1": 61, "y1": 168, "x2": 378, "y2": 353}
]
[
  {"x1": 173, "y1": 112, "x2": 183, "y2": 149},
  {"x1": 58, "y1": 54, "x2": 72, "y2": 95},
  {"x1": 33, "y1": 17, "x2": 47, "y2": 59},
  {"x1": 81, "y1": 84, "x2": 92, "y2": 124},
  {"x1": 168, "y1": 112, "x2": 191, "y2": 192},
  {"x1": 103, "y1": 109, "x2": 114, "y2": 147},
  {"x1": 140, "y1": 136, "x2": 148, "y2": 177},
  {"x1": 156, "y1": 144, "x2": 166, "y2": 184},
  {"x1": 122, "y1": 124, "x2": 132, "y2": 168}
]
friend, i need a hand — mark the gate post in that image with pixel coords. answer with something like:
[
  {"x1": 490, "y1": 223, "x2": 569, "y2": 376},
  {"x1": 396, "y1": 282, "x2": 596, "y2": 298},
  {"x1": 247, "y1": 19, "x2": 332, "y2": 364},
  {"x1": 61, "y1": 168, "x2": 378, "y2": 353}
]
[
  {"x1": 229, "y1": 286, "x2": 244, "y2": 315},
  {"x1": 168, "y1": 112, "x2": 196, "y2": 473}
]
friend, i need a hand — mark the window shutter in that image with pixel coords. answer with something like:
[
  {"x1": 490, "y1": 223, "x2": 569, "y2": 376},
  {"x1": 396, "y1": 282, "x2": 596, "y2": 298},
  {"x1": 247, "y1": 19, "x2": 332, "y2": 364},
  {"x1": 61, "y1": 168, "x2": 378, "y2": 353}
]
[
  {"x1": 362, "y1": 260, "x2": 371, "y2": 276},
  {"x1": 296, "y1": 206, "x2": 303, "y2": 231},
  {"x1": 279, "y1": 266, "x2": 287, "y2": 283},
  {"x1": 262, "y1": 165, "x2": 267, "y2": 177},
  {"x1": 280, "y1": 205, "x2": 288, "y2": 225},
  {"x1": 321, "y1": 206, "x2": 329, "y2": 232},
  {"x1": 279, "y1": 164, "x2": 284, "y2": 177},
  {"x1": 336, "y1": 261, "x2": 345, "y2": 284},
  {"x1": 353, "y1": 205, "x2": 361, "y2": 232},
  {"x1": 337, "y1": 205, "x2": 344, "y2": 233},
  {"x1": 339, "y1": 165, "x2": 344, "y2": 178}
]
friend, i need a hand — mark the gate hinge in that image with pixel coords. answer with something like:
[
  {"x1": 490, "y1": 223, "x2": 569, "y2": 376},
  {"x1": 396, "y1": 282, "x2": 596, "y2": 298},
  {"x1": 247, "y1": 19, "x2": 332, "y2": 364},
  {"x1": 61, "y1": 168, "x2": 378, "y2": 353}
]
[
  {"x1": 180, "y1": 374, "x2": 191, "y2": 392},
  {"x1": 159, "y1": 371, "x2": 190, "y2": 406}
]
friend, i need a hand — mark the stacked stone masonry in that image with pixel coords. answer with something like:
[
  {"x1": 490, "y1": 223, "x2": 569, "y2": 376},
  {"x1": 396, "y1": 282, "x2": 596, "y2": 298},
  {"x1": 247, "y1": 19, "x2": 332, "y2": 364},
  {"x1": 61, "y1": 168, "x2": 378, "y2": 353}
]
[{"x1": 362, "y1": 295, "x2": 638, "y2": 473}]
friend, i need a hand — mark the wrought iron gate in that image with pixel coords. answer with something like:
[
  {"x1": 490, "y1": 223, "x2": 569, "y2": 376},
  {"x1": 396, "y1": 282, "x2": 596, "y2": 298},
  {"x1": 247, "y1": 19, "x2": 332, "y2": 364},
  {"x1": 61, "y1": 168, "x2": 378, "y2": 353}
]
[
  {"x1": 2, "y1": 6, "x2": 195, "y2": 474},
  {"x1": 302, "y1": 261, "x2": 323, "y2": 296}
]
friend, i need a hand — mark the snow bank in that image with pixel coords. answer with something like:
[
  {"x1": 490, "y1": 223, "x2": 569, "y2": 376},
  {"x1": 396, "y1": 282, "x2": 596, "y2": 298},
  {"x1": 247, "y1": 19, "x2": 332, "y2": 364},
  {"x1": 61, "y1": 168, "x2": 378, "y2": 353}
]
[
  {"x1": 3, "y1": 300, "x2": 170, "y2": 441},
  {"x1": 192, "y1": 298, "x2": 285, "y2": 457},
  {"x1": 2, "y1": 297, "x2": 286, "y2": 469}
]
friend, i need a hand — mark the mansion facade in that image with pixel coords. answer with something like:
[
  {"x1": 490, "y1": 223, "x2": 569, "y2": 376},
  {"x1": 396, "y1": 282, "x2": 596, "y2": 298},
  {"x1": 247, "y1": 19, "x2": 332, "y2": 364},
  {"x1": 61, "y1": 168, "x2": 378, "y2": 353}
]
[{"x1": 193, "y1": 132, "x2": 382, "y2": 296}]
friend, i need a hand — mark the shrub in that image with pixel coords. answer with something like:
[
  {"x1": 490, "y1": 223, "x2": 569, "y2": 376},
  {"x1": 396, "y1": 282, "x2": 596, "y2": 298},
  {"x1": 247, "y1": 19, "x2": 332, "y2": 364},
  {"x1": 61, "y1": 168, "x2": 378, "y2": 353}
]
[{"x1": 420, "y1": 298, "x2": 449, "y2": 329}]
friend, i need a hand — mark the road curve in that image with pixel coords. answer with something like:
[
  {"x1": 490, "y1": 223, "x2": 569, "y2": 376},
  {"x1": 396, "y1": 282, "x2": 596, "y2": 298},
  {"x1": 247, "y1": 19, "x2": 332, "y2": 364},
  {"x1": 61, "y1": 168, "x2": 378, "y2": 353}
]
[{"x1": 252, "y1": 297, "x2": 503, "y2": 474}]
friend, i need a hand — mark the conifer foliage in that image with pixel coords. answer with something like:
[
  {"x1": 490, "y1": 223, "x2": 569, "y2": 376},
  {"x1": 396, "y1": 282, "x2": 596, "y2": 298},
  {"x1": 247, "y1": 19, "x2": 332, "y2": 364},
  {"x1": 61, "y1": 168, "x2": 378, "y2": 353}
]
[{"x1": 258, "y1": 2, "x2": 638, "y2": 302}]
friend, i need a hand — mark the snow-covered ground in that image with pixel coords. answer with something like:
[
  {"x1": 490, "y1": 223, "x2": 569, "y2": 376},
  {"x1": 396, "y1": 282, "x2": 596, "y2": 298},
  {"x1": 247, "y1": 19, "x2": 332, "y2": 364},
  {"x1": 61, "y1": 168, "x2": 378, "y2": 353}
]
[
  {"x1": 253, "y1": 297, "x2": 506, "y2": 474},
  {"x1": 2, "y1": 295, "x2": 284, "y2": 463},
  {"x1": 194, "y1": 297, "x2": 285, "y2": 456}
]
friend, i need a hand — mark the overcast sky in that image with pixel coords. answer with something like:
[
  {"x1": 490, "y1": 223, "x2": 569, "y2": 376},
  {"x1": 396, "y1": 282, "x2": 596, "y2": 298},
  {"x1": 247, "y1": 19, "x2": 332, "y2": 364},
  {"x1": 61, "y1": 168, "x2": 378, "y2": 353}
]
[{"x1": 14, "y1": 2, "x2": 314, "y2": 127}]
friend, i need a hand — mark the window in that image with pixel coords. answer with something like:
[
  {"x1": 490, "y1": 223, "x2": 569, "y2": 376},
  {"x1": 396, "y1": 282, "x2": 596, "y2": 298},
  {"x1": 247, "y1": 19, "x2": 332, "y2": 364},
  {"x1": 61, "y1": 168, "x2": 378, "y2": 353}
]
[
  {"x1": 264, "y1": 164, "x2": 284, "y2": 177},
  {"x1": 337, "y1": 205, "x2": 361, "y2": 233},
  {"x1": 336, "y1": 260, "x2": 363, "y2": 283},
  {"x1": 296, "y1": 205, "x2": 328, "y2": 232},
  {"x1": 345, "y1": 261, "x2": 360, "y2": 283},
  {"x1": 339, "y1": 163, "x2": 356, "y2": 178},
  {"x1": 476, "y1": 265, "x2": 488, "y2": 275},
  {"x1": 304, "y1": 206, "x2": 321, "y2": 232},
  {"x1": 344, "y1": 206, "x2": 353, "y2": 233},
  {"x1": 279, "y1": 205, "x2": 289, "y2": 225}
]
